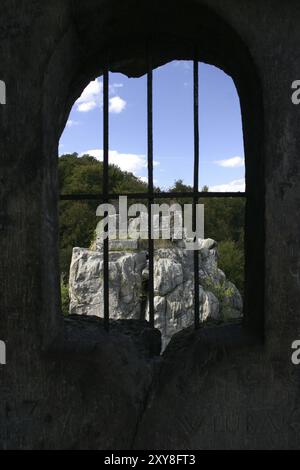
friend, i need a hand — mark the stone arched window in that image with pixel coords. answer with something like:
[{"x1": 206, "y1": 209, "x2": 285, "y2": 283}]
[
  {"x1": 59, "y1": 60, "x2": 246, "y2": 350},
  {"x1": 42, "y1": 1, "x2": 264, "y2": 348}
]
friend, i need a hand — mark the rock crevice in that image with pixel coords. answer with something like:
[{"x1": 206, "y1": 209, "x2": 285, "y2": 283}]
[{"x1": 69, "y1": 224, "x2": 243, "y2": 349}]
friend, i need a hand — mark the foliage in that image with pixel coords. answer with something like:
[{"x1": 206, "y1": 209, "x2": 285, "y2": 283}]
[
  {"x1": 60, "y1": 277, "x2": 70, "y2": 316},
  {"x1": 218, "y1": 240, "x2": 244, "y2": 294},
  {"x1": 202, "y1": 276, "x2": 236, "y2": 322},
  {"x1": 59, "y1": 153, "x2": 148, "y2": 277},
  {"x1": 166, "y1": 179, "x2": 245, "y2": 293},
  {"x1": 58, "y1": 155, "x2": 245, "y2": 299}
]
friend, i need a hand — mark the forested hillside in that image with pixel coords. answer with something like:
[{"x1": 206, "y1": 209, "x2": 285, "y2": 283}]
[
  {"x1": 59, "y1": 153, "x2": 148, "y2": 279},
  {"x1": 59, "y1": 153, "x2": 245, "y2": 299}
]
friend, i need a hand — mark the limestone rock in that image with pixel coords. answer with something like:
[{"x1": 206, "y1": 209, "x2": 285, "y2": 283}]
[
  {"x1": 69, "y1": 248, "x2": 147, "y2": 320},
  {"x1": 69, "y1": 237, "x2": 243, "y2": 350}
]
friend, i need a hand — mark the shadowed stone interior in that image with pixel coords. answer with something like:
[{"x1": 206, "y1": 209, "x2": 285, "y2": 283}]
[{"x1": 0, "y1": 0, "x2": 300, "y2": 450}]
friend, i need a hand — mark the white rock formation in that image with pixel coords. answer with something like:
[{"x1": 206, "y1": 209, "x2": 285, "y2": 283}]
[
  {"x1": 69, "y1": 249, "x2": 147, "y2": 319},
  {"x1": 69, "y1": 225, "x2": 243, "y2": 350}
]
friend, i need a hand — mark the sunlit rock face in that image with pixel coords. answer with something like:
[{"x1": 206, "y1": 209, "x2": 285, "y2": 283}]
[
  {"x1": 69, "y1": 249, "x2": 147, "y2": 319},
  {"x1": 69, "y1": 229, "x2": 243, "y2": 350}
]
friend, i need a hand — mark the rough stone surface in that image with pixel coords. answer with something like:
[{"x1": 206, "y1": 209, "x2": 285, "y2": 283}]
[
  {"x1": 69, "y1": 241, "x2": 243, "y2": 349},
  {"x1": 1, "y1": 0, "x2": 300, "y2": 450},
  {"x1": 69, "y1": 248, "x2": 147, "y2": 319}
]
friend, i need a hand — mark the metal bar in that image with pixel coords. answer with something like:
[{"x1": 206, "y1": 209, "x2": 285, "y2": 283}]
[
  {"x1": 59, "y1": 59, "x2": 247, "y2": 336},
  {"x1": 103, "y1": 66, "x2": 110, "y2": 332},
  {"x1": 147, "y1": 55, "x2": 155, "y2": 329},
  {"x1": 60, "y1": 191, "x2": 246, "y2": 201},
  {"x1": 193, "y1": 59, "x2": 200, "y2": 330}
]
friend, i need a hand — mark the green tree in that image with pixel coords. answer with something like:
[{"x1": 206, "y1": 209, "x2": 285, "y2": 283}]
[
  {"x1": 59, "y1": 162, "x2": 246, "y2": 305},
  {"x1": 218, "y1": 240, "x2": 244, "y2": 294},
  {"x1": 58, "y1": 153, "x2": 148, "y2": 278},
  {"x1": 166, "y1": 180, "x2": 245, "y2": 293},
  {"x1": 60, "y1": 276, "x2": 70, "y2": 316}
]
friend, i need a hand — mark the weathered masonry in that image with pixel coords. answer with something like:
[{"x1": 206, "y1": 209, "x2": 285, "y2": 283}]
[{"x1": 0, "y1": 0, "x2": 300, "y2": 449}]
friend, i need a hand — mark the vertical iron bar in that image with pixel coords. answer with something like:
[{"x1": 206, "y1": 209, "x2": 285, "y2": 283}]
[
  {"x1": 147, "y1": 55, "x2": 155, "y2": 329},
  {"x1": 103, "y1": 66, "x2": 110, "y2": 331},
  {"x1": 193, "y1": 59, "x2": 200, "y2": 329}
]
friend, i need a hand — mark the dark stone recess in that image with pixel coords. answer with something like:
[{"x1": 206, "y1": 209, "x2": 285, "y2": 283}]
[{"x1": 1, "y1": 0, "x2": 300, "y2": 449}]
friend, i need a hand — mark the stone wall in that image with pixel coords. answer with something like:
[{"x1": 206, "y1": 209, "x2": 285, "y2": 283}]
[{"x1": 1, "y1": 0, "x2": 300, "y2": 449}]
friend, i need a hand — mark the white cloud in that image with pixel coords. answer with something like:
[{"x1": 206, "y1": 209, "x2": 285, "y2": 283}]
[
  {"x1": 81, "y1": 149, "x2": 148, "y2": 175},
  {"x1": 77, "y1": 101, "x2": 97, "y2": 112},
  {"x1": 214, "y1": 156, "x2": 244, "y2": 168},
  {"x1": 80, "y1": 147, "x2": 159, "y2": 176},
  {"x1": 66, "y1": 119, "x2": 79, "y2": 128},
  {"x1": 75, "y1": 79, "x2": 102, "y2": 113},
  {"x1": 75, "y1": 78, "x2": 126, "y2": 114},
  {"x1": 109, "y1": 96, "x2": 126, "y2": 114},
  {"x1": 110, "y1": 83, "x2": 124, "y2": 91},
  {"x1": 209, "y1": 178, "x2": 245, "y2": 192}
]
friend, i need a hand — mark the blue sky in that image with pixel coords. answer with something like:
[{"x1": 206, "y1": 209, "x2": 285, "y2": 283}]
[{"x1": 59, "y1": 60, "x2": 245, "y2": 191}]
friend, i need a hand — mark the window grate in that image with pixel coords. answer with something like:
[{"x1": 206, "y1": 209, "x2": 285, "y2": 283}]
[
  {"x1": 60, "y1": 191, "x2": 246, "y2": 200},
  {"x1": 60, "y1": 54, "x2": 246, "y2": 332},
  {"x1": 147, "y1": 55, "x2": 155, "y2": 328},
  {"x1": 103, "y1": 66, "x2": 110, "y2": 331},
  {"x1": 193, "y1": 59, "x2": 200, "y2": 329}
]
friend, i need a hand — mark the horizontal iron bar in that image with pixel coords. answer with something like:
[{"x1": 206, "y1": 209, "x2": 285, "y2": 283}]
[{"x1": 60, "y1": 191, "x2": 246, "y2": 201}]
